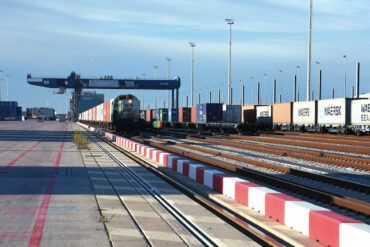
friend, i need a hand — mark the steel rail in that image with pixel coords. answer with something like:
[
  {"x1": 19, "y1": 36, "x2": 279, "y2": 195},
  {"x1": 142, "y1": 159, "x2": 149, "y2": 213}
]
[
  {"x1": 132, "y1": 136, "x2": 370, "y2": 216},
  {"x1": 160, "y1": 129, "x2": 370, "y2": 169},
  {"x1": 81, "y1": 126, "x2": 282, "y2": 247},
  {"x1": 87, "y1": 133, "x2": 219, "y2": 247}
]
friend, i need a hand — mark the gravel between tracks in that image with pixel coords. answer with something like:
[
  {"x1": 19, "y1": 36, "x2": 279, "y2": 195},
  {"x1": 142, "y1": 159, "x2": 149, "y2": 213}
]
[
  {"x1": 209, "y1": 135, "x2": 370, "y2": 159},
  {"x1": 139, "y1": 134, "x2": 370, "y2": 223}
]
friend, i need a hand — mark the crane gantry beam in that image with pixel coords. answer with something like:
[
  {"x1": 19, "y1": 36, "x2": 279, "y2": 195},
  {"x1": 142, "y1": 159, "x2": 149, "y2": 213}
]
[{"x1": 27, "y1": 72, "x2": 181, "y2": 121}]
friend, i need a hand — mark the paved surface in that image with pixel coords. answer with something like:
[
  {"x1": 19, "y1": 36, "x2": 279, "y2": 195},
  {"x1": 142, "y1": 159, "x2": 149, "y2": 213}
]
[
  {"x1": 0, "y1": 121, "x2": 262, "y2": 247},
  {"x1": 0, "y1": 121, "x2": 109, "y2": 247},
  {"x1": 74, "y1": 123, "x2": 261, "y2": 247}
]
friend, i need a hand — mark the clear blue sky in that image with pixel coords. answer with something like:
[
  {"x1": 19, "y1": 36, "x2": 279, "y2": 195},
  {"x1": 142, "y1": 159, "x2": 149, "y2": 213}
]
[{"x1": 0, "y1": 0, "x2": 369, "y2": 113}]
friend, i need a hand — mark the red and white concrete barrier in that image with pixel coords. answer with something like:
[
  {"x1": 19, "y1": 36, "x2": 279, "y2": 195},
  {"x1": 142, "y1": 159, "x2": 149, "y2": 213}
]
[{"x1": 81, "y1": 124, "x2": 370, "y2": 247}]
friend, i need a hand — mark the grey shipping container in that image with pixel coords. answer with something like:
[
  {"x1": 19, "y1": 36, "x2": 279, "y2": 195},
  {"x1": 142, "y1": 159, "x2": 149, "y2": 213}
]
[
  {"x1": 196, "y1": 103, "x2": 223, "y2": 123},
  {"x1": 222, "y1": 104, "x2": 241, "y2": 122}
]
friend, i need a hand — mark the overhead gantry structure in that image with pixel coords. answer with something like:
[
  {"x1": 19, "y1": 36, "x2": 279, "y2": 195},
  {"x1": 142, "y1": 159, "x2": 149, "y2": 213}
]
[{"x1": 27, "y1": 71, "x2": 181, "y2": 121}]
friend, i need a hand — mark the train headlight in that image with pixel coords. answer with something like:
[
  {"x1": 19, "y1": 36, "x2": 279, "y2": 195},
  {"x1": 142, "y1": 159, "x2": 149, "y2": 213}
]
[{"x1": 128, "y1": 99, "x2": 133, "y2": 104}]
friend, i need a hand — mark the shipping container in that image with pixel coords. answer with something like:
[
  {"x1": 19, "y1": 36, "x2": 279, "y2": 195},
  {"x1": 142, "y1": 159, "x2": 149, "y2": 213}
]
[
  {"x1": 103, "y1": 101, "x2": 110, "y2": 122},
  {"x1": 179, "y1": 107, "x2": 191, "y2": 122},
  {"x1": 146, "y1": 109, "x2": 152, "y2": 122},
  {"x1": 168, "y1": 108, "x2": 178, "y2": 122},
  {"x1": 293, "y1": 101, "x2": 317, "y2": 126},
  {"x1": 196, "y1": 103, "x2": 223, "y2": 123},
  {"x1": 256, "y1": 105, "x2": 272, "y2": 127},
  {"x1": 159, "y1": 109, "x2": 168, "y2": 122},
  {"x1": 351, "y1": 99, "x2": 370, "y2": 125},
  {"x1": 222, "y1": 104, "x2": 241, "y2": 122},
  {"x1": 272, "y1": 102, "x2": 293, "y2": 125},
  {"x1": 154, "y1": 109, "x2": 160, "y2": 120},
  {"x1": 317, "y1": 98, "x2": 351, "y2": 126},
  {"x1": 191, "y1": 106, "x2": 197, "y2": 123},
  {"x1": 241, "y1": 105, "x2": 256, "y2": 124}
]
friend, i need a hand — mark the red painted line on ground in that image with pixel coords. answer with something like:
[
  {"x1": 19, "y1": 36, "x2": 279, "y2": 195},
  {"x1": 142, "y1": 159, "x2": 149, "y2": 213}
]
[
  {"x1": 27, "y1": 126, "x2": 67, "y2": 247},
  {"x1": 0, "y1": 126, "x2": 60, "y2": 174}
]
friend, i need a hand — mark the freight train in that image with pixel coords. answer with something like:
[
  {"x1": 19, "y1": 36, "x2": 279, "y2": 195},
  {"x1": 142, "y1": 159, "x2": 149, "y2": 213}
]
[
  {"x1": 79, "y1": 94, "x2": 146, "y2": 133},
  {"x1": 145, "y1": 97, "x2": 370, "y2": 135}
]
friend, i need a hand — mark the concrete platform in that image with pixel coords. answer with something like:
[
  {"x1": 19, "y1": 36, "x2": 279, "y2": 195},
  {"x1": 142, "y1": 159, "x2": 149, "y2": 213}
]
[
  {"x1": 0, "y1": 121, "x2": 109, "y2": 247},
  {"x1": 0, "y1": 121, "x2": 263, "y2": 247}
]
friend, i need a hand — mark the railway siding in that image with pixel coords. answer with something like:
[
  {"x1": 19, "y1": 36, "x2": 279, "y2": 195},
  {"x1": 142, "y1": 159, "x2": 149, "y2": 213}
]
[{"x1": 78, "y1": 122, "x2": 370, "y2": 247}]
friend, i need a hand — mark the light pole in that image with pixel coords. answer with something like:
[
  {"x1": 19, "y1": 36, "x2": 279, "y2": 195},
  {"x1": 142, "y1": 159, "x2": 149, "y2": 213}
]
[
  {"x1": 264, "y1": 73, "x2": 267, "y2": 104},
  {"x1": 306, "y1": 0, "x2": 313, "y2": 101},
  {"x1": 251, "y1": 76, "x2": 254, "y2": 104},
  {"x1": 153, "y1": 65, "x2": 158, "y2": 108},
  {"x1": 225, "y1": 18, "x2": 234, "y2": 105},
  {"x1": 141, "y1": 73, "x2": 145, "y2": 110},
  {"x1": 165, "y1": 57, "x2": 171, "y2": 108},
  {"x1": 297, "y1": 66, "x2": 300, "y2": 101},
  {"x1": 240, "y1": 80, "x2": 243, "y2": 105},
  {"x1": 279, "y1": 70, "x2": 282, "y2": 103},
  {"x1": 343, "y1": 55, "x2": 347, "y2": 98},
  {"x1": 5, "y1": 75, "x2": 9, "y2": 101},
  {"x1": 189, "y1": 42, "x2": 196, "y2": 106},
  {"x1": 315, "y1": 62, "x2": 320, "y2": 100},
  {"x1": 0, "y1": 70, "x2": 2, "y2": 101}
]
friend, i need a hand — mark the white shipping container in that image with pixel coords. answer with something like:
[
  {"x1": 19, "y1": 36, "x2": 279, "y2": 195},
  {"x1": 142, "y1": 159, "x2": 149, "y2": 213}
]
[
  {"x1": 256, "y1": 105, "x2": 272, "y2": 126},
  {"x1": 97, "y1": 104, "x2": 103, "y2": 121},
  {"x1": 317, "y1": 98, "x2": 351, "y2": 126},
  {"x1": 223, "y1": 104, "x2": 241, "y2": 122},
  {"x1": 351, "y1": 99, "x2": 370, "y2": 125},
  {"x1": 293, "y1": 101, "x2": 316, "y2": 126}
]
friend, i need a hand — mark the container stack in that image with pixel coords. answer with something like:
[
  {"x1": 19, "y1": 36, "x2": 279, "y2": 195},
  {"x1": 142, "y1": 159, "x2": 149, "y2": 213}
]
[{"x1": 0, "y1": 101, "x2": 22, "y2": 121}]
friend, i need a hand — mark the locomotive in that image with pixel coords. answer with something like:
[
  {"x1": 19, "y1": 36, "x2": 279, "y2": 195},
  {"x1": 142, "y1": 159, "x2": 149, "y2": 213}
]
[{"x1": 79, "y1": 94, "x2": 145, "y2": 133}]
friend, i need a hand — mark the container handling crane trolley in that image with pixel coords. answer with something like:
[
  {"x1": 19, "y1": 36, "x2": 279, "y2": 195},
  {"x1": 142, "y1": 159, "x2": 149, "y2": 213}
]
[{"x1": 27, "y1": 72, "x2": 181, "y2": 121}]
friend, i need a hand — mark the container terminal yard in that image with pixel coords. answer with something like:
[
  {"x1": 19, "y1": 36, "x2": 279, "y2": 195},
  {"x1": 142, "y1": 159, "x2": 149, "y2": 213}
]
[{"x1": 1, "y1": 1, "x2": 370, "y2": 247}]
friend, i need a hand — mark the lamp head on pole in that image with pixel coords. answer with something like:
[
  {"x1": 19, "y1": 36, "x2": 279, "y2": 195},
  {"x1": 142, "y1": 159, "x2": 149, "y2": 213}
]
[
  {"x1": 189, "y1": 42, "x2": 196, "y2": 47},
  {"x1": 165, "y1": 57, "x2": 171, "y2": 62},
  {"x1": 225, "y1": 18, "x2": 234, "y2": 25}
]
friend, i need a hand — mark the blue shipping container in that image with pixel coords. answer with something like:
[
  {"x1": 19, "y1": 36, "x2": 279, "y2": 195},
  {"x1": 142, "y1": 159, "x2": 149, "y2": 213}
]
[
  {"x1": 168, "y1": 109, "x2": 178, "y2": 122},
  {"x1": 154, "y1": 109, "x2": 160, "y2": 120},
  {"x1": 196, "y1": 103, "x2": 223, "y2": 123}
]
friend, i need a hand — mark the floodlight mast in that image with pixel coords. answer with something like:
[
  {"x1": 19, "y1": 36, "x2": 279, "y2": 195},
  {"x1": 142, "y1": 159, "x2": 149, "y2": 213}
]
[
  {"x1": 189, "y1": 42, "x2": 196, "y2": 106},
  {"x1": 225, "y1": 18, "x2": 234, "y2": 105}
]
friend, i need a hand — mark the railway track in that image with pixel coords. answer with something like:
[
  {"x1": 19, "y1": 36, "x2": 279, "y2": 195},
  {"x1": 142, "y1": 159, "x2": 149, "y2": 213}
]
[
  {"x1": 259, "y1": 133, "x2": 370, "y2": 148},
  {"x1": 158, "y1": 129, "x2": 370, "y2": 171},
  {"x1": 75, "y1": 124, "x2": 286, "y2": 247},
  {"x1": 274, "y1": 131, "x2": 370, "y2": 141},
  {"x1": 133, "y1": 132, "x2": 370, "y2": 218}
]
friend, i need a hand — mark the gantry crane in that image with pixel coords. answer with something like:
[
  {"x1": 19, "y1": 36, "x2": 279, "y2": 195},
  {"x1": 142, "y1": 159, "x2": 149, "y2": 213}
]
[{"x1": 27, "y1": 71, "x2": 181, "y2": 121}]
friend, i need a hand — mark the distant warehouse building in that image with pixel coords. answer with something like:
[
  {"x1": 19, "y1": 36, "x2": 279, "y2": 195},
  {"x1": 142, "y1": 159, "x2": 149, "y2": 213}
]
[
  {"x1": 70, "y1": 91, "x2": 104, "y2": 115},
  {"x1": 0, "y1": 101, "x2": 22, "y2": 121}
]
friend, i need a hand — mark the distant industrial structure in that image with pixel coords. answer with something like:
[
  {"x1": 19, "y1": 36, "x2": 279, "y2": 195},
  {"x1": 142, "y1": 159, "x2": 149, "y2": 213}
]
[
  {"x1": 70, "y1": 91, "x2": 104, "y2": 113},
  {"x1": 26, "y1": 107, "x2": 56, "y2": 120},
  {"x1": 0, "y1": 101, "x2": 22, "y2": 121}
]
